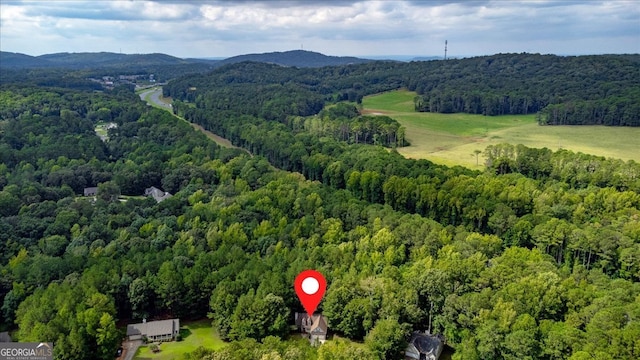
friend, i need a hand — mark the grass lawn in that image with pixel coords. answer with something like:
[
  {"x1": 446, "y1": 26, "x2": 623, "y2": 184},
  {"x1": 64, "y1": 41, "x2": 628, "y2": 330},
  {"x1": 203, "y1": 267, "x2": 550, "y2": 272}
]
[
  {"x1": 94, "y1": 121, "x2": 117, "y2": 141},
  {"x1": 362, "y1": 90, "x2": 640, "y2": 169},
  {"x1": 133, "y1": 320, "x2": 226, "y2": 360},
  {"x1": 95, "y1": 127, "x2": 108, "y2": 138}
]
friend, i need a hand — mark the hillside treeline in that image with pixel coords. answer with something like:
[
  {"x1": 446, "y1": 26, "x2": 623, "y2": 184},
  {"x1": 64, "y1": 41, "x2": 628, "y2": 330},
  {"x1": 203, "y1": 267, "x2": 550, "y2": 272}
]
[
  {"x1": 2, "y1": 75, "x2": 639, "y2": 360},
  {"x1": 409, "y1": 54, "x2": 640, "y2": 125},
  {"x1": 165, "y1": 53, "x2": 640, "y2": 126},
  {"x1": 0, "y1": 62, "x2": 216, "y2": 90}
]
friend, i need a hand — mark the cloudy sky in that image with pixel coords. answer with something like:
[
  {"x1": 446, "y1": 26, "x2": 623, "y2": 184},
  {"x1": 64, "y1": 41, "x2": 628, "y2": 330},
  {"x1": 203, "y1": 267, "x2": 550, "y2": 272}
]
[{"x1": 1, "y1": 0, "x2": 638, "y2": 58}]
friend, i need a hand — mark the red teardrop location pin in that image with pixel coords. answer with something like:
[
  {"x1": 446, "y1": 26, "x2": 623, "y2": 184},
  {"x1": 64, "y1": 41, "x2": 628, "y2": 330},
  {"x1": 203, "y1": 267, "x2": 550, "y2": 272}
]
[{"x1": 294, "y1": 270, "x2": 327, "y2": 317}]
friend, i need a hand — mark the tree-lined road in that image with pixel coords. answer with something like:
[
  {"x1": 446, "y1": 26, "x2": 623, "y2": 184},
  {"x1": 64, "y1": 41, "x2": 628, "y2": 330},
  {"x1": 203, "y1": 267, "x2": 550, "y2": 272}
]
[
  {"x1": 138, "y1": 87, "x2": 251, "y2": 155},
  {"x1": 138, "y1": 87, "x2": 171, "y2": 110}
]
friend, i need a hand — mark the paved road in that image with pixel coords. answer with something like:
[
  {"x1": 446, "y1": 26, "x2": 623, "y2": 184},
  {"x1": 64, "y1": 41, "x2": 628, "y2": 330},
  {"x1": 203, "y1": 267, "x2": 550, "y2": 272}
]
[
  {"x1": 138, "y1": 87, "x2": 253, "y2": 157},
  {"x1": 139, "y1": 87, "x2": 172, "y2": 110}
]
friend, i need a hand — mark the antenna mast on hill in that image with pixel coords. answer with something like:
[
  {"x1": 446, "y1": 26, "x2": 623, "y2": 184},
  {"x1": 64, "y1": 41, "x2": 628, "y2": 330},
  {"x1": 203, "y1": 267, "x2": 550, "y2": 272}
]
[{"x1": 444, "y1": 40, "x2": 448, "y2": 60}]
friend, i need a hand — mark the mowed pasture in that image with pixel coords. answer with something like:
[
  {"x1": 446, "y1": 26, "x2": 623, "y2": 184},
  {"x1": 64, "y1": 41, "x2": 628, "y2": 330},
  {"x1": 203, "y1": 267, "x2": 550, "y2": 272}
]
[{"x1": 362, "y1": 90, "x2": 640, "y2": 169}]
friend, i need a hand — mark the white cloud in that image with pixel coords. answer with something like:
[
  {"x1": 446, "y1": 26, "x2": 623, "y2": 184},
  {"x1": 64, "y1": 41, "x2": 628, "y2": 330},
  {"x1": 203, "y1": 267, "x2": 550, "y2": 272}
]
[{"x1": 0, "y1": 0, "x2": 638, "y2": 57}]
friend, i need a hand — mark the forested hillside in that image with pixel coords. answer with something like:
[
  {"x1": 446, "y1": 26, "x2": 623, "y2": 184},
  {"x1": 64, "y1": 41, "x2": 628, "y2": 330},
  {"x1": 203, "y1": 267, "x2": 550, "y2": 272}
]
[
  {"x1": 0, "y1": 52, "x2": 218, "y2": 87},
  {"x1": 0, "y1": 51, "x2": 212, "y2": 69},
  {"x1": 216, "y1": 50, "x2": 372, "y2": 68},
  {"x1": 409, "y1": 54, "x2": 640, "y2": 126},
  {"x1": 0, "y1": 53, "x2": 639, "y2": 360},
  {"x1": 166, "y1": 53, "x2": 640, "y2": 126},
  {"x1": 0, "y1": 50, "x2": 371, "y2": 70}
]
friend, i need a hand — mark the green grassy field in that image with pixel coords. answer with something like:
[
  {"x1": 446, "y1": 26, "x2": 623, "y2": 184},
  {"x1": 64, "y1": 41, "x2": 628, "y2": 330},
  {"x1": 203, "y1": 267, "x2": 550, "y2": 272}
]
[
  {"x1": 133, "y1": 320, "x2": 226, "y2": 360},
  {"x1": 362, "y1": 90, "x2": 640, "y2": 169}
]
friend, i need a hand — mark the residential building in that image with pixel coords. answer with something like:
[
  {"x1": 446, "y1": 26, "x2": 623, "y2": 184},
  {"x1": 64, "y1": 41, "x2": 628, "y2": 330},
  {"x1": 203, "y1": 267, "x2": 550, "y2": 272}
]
[
  {"x1": 144, "y1": 186, "x2": 172, "y2": 203},
  {"x1": 126, "y1": 319, "x2": 180, "y2": 342},
  {"x1": 295, "y1": 313, "x2": 328, "y2": 345},
  {"x1": 83, "y1": 187, "x2": 98, "y2": 196}
]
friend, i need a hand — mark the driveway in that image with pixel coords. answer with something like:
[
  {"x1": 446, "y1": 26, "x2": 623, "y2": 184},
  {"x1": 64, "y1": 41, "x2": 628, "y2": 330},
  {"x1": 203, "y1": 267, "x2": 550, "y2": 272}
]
[{"x1": 121, "y1": 339, "x2": 143, "y2": 360}]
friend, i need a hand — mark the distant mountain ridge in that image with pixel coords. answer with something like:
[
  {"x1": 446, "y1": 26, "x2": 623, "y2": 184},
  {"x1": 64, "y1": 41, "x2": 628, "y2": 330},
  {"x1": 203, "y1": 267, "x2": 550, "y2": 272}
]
[
  {"x1": 0, "y1": 52, "x2": 55, "y2": 68},
  {"x1": 39, "y1": 52, "x2": 193, "y2": 66},
  {"x1": 216, "y1": 50, "x2": 373, "y2": 67},
  {"x1": 0, "y1": 51, "x2": 202, "y2": 69},
  {"x1": 0, "y1": 50, "x2": 373, "y2": 69}
]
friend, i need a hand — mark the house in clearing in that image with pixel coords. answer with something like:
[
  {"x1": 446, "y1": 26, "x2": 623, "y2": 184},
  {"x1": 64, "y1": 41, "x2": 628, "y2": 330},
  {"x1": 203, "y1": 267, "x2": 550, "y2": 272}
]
[
  {"x1": 144, "y1": 186, "x2": 172, "y2": 203},
  {"x1": 83, "y1": 187, "x2": 98, "y2": 196},
  {"x1": 295, "y1": 313, "x2": 328, "y2": 345},
  {"x1": 126, "y1": 319, "x2": 180, "y2": 342}
]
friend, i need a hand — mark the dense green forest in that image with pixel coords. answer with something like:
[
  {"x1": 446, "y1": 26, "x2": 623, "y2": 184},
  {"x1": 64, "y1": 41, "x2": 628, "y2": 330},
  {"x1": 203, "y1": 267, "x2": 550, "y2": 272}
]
[
  {"x1": 1, "y1": 49, "x2": 372, "y2": 70},
  {"x1": 0, "y1": 51, "x2": 216, "y2": 71},
  {"x1": 1, "y1": 53, "x2": 639, "y2": 360},
  {"x1": 166, "y1": 53, "x2": 640, "y2": 126},
  {"x1": 0, "y1": 61, "x2": 216, "y2": 90},
  {"x1": 214, "y1": 50, "x2": 373, "y2": 68}
]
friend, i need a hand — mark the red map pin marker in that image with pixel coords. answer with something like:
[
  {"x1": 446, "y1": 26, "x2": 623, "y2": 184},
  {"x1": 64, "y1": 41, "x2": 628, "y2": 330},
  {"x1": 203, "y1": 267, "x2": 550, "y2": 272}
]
[{"x1": 294, "y1": 270, "x2": 327, "y2": 317}]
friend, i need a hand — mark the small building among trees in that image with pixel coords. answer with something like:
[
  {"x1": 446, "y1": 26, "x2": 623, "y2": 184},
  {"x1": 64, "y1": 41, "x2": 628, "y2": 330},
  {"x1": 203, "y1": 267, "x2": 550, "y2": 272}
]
[
  {"x1": 295, "y1": 313, "x2": 328, "y2": 345},
  {"x1": 83, "y1": 187, "x2": 98, "y2": 197},
  {"x1": 144, "y1": 186, "x2": 172, "y2": 203}
]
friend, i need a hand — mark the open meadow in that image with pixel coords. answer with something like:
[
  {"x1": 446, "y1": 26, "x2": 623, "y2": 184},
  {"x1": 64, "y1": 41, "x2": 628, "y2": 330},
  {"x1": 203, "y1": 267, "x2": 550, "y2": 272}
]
[{"x1": 362, "y1": 90, "x2": 640, "y2": 169}]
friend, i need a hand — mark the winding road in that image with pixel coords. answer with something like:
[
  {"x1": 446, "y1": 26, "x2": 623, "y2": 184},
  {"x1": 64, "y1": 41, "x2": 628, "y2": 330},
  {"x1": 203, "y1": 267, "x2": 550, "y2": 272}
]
[
  {"x1": 138, "y1": 87, "x2": 172, "y2": 110},
  {"x1": 138, "y1": 87, "x2": 251, "y2": 155}
]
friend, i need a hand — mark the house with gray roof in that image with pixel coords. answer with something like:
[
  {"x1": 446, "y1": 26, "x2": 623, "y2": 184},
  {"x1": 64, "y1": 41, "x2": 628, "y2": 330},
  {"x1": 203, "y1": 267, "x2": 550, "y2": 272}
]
[
  {"x1": 295, "y1": 313, "x2": 328, "y2": 345},
  {"x1": 83, "y1": 187, "x2": 98, "y2": 196},
  {"x1": 126, "y1": 319, "x2": 180, "y2": 342},
  {"x1": 144, "y1": 186, "x2": 172, "y2": 203}
]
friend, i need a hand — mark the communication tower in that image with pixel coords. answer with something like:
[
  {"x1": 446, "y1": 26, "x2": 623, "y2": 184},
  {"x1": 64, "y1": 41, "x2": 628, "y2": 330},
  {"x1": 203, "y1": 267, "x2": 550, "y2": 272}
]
[{"x1": 444, "y1": 40, "x2": 448, "y2": 60}]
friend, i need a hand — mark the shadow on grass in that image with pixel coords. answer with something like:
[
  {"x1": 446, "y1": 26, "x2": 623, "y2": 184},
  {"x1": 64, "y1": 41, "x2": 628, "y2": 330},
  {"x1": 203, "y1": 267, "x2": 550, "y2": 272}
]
[
  {"x1": 179, "y1": 328, "x2": 192, "y2": 340},
  {"x1": 186, "y1": 320, "x2": 213, "y2": 330}
]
